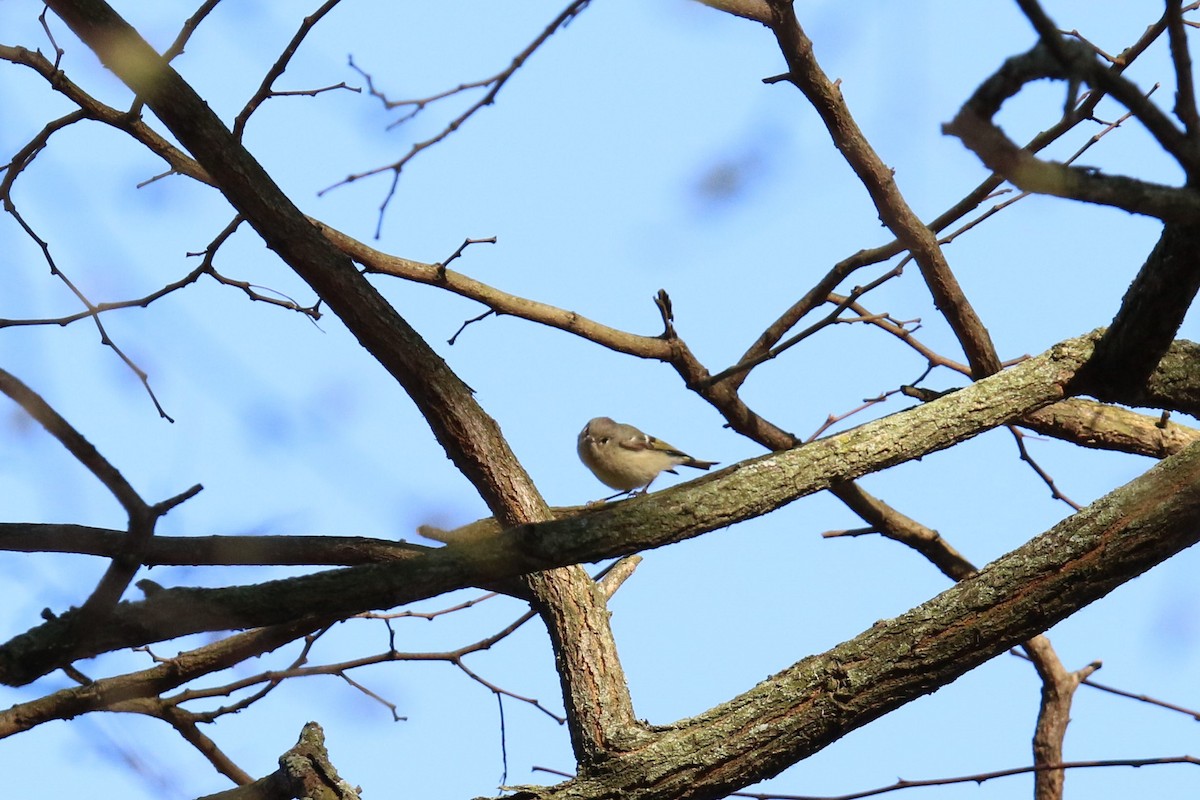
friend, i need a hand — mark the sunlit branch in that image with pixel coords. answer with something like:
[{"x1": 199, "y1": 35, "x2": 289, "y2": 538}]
[
  {"x1": 731, "y1": 6, "x2": 1181, "y2": 392},
  {"x1": 765, "y1": 3, "x2": 1002, "y2": 378}
]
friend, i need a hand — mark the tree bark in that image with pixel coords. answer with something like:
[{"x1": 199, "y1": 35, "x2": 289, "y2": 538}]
[{"x1": 510, "y1": 437, "x2": 1200, "y2": 799}]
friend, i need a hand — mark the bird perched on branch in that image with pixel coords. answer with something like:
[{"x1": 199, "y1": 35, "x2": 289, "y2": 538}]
[{"x1": 577, "y1": 416, "x2": 717, "y2": 499}]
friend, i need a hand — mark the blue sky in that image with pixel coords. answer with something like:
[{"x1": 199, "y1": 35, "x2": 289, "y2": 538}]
[{"x1": 1, "y1": 1, "x2": 1198, "y2": 798}]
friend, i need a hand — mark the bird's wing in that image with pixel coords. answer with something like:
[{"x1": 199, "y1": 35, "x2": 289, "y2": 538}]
[{"x1": 618, "y1": 433, "x2": 657, "y2": 452}]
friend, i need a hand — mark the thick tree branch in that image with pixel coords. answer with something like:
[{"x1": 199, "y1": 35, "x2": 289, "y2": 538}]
[
  {"x1": 41, "y1": 0, "x2": 541, "y2": 527},
  {"x1": 1135, "y1": 337, "x2": 1200, "y2": 417},
  {"x1": 1077, "y1": 223, "x2": 1200, "y2": 400},
  {"x1": 7, "y1": 398, "x2": 1191, "y2": 570},
  {"x1": 525, "y1": 571, "x2": 650, "y2": 765},
  {"x1": 40, "y1": 0, "x2": 641, "y2": 767},
  {"x1": 0, "y1": 333, "x2": 1095, "y2": 686},
  {"x1": 509, "y1": 436, "x2": 1200, "y2": 799},
  {"x1": 1019, "y1": 397, "x2": 1200, "y2": 456}
]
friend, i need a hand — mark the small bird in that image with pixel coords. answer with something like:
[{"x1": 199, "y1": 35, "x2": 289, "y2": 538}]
[{"x1": 577, "y1": 417, "x2": 717, "y2": 498}]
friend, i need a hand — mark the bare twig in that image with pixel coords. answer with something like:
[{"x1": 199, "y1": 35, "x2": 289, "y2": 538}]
[
  {"x1": 232, "y1": 0, "x2": 350, "y2": 138},
  {"x1": 128, "y1": 0, "x2": 226, "y2": 119},
  {"x1": 189, "y1": 216, "x2": 323, "y2": 319},
  {"x1": 37, "y1": 6, "x2": 65, "y2": 68},
  {"x1": 1, "y1": 199, "x2": 174, "y2": 419},
  {"x1": 703, "y1": 265, "x2": 908, "y2": 387},
  {"x1": 1012, "y1": 648, "x2": 1200, "y2": 721},
  {"x1": 448, "y1": 309, "x2": 497, "y2": 345},
  {"x1": 805, "y1": 391, "x2": 893, "y2": 443},
  {"x1": 160, "y1": 0, "x2": 224, "y2": 63},
  {"x1": 730, "y1": 756, "x2": 1200, "y2": 800},
  {"x1": 320, "y1": 0, "x2": 593, "y2": 237},
  {"x1": 1009, "y1": 426, "x2": 1084, "y2": 510},
  {"x1": 438, "y1": 236, "x2": 497, "y2": 275},
  {"x1": 360, "y1": 592, "x2": 501, "y2": 621}
]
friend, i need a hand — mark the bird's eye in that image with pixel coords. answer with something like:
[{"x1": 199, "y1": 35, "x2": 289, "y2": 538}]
[{"x1": 598, "y1": 437, "x2": 609, "y2": 445}]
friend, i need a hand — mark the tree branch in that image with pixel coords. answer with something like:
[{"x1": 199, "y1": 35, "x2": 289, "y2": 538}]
[
  {"x1": 1077, "y1": 223, "x2": 1200, "y2": 400},
  {"x1": 510, "y1": 436, "x2": 1200, "y2": 799},
  {"x1": 0, "y1": 618, "x2": 326, "y2": 738},
  {"x1": 33, "y1": 4, "x2": 642, "y2": 770},
  {"x1": 194, "y1": 722, "x2": 359, "y2": 800},
  {"x1": 765, "y1": 2, "x2": 1002, "y2": 378},
  {"x1": 0, "y1": 332, "x2": 1097, "y2": 686}
]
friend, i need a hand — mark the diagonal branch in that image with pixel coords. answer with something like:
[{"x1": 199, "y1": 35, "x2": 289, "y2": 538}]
[
  {"x1": 39, "y1": 0, "x2": 542, "y2": 529},
  {"x1": 720, "y1": 4, "x2": 1184, "y2": 392},
  {"x1": 0, "y1": 368, "x2": 142, "y2": 512},
  {"x1": 0, "y1": 617, "x2": 326, "y2": 738},
  {"x1": 764, "y1": 2, "x2": 1001, "y2": 378},
  {"x1": 513, "y1": 435, "x2": 1200, "y2": 800},
  {"x1": 1016, "y1": 0, "x2": 1199, "y2": 176},
  {"x1": 1077, "y1": 223, "x2": 1200, "y2": 401},
  {"x1": 40, "y1": 0, "x2": 637, "y2": 769},
  {"x1": 232, "y1": 0, "x2": 347, "y2": 138},
  {"x1": 0, "y1": 332, "x2": 1098, "y2": 686}
]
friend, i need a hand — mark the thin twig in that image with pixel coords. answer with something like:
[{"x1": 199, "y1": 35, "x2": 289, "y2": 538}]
[
  {"x1": 703, "y1": 264, "x2": 907, "y2": 387},
  {"x1": 730, "y1": 756, "x2": 1200, "y2": 800},
  {"x1": 1009, "y1": 426, "x2": 1083, "y2": 510},
  {"x1": 1011, "y1": 649, "x2": 1200, "y2": 721},
  {"x1": 232, "y1": 0, "x2": 350, "y2": 138},
  {"x1": 1, "y1": 201, "x2": 174, "y2": 419},
  {"x1": 320, "y1": 0, "x2": 593, "y2": 237}
]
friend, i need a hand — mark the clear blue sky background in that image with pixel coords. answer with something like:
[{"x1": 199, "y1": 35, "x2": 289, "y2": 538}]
[{"x1": 1, "y1": 1, "x2": 1197, "y2": 798}]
